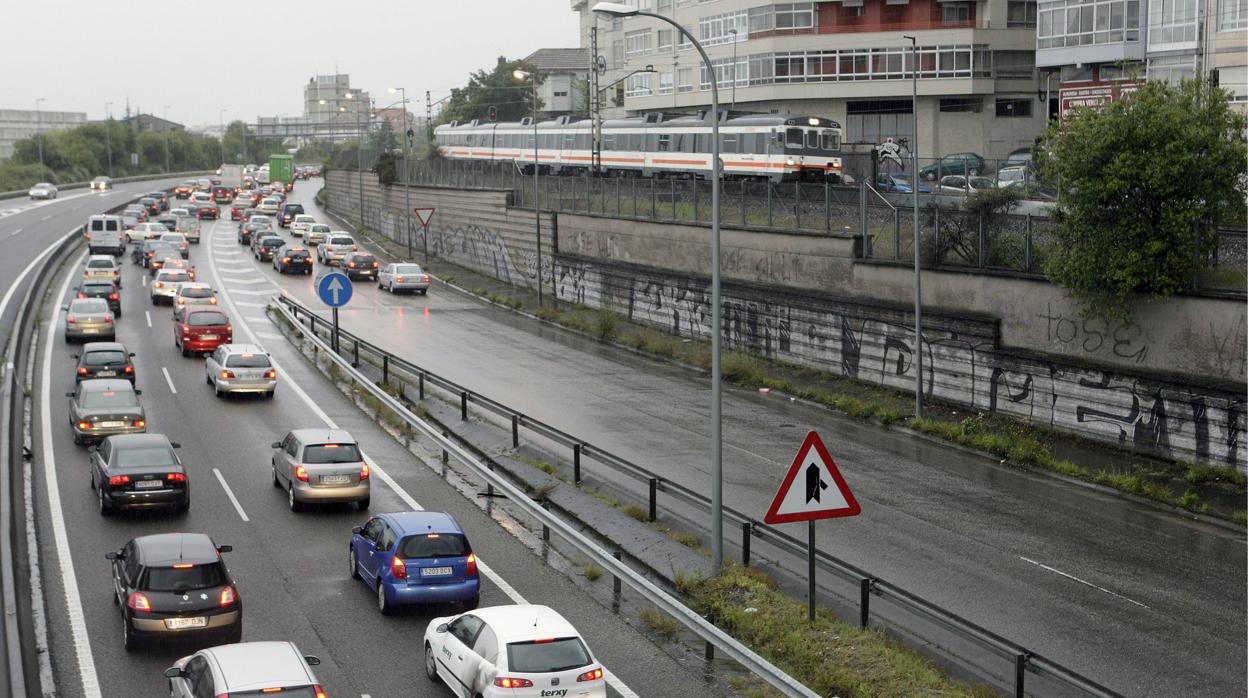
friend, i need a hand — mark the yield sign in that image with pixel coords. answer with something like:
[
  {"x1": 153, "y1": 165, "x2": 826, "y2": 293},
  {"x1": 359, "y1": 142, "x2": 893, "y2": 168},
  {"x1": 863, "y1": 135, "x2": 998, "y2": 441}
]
[
  {"x1": 763, "y1": 430, "x2": 860, "y2": 524},
  {"x1": 413, "y1": 207, "x2": 435, "y2": 226}
]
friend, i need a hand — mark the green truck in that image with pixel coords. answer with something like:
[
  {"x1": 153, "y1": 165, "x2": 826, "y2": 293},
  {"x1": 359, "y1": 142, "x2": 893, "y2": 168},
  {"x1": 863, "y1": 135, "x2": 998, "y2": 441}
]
[{"x1": 269, "y1": 154, "x2": 294, "y2": 188}]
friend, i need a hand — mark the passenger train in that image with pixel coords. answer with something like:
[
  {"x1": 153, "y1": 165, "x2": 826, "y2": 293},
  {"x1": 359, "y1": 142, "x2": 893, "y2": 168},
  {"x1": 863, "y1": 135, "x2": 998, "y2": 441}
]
[{"x1": 434, "y1": 111, "x2": 843, "y2": 182}]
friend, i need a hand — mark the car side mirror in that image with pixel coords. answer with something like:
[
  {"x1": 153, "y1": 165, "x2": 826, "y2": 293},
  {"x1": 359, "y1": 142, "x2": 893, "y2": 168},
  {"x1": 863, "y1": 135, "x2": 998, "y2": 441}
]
[
  {"x1": 129, "y1": 352, "x2": 135, "y2": 357},
  {"x1": 271, "y1": 442, "x2": 282, "y2": 449},
  {"x1": 303, "y1": 656, "x2": 321, "y2": 667},
  {"x1": 104, "y1": 551, "x2": 120, "y2": 560},
  {"x1": 61, "y1": 306, "x2": 68, "y2": 311},
  {"x1": 436, "y1": 623, "x2": 448, "y2": 633},
  {"x1": 71, "y1": 354, "x2": 79, "y2": 359},
  {"x1": 169, "y1": 442, "x2": 181, "y2": 449},
  {"x1": 351, "y1": 526, "x2": 362, "y2": 535},
  {"x1": 87, "y1": 445, "x2": 98, "y2": 453},
  {"x1": 217, "y1": 545, "x2": 233, "y2": 553},
  {"x1": 163, "y1": 667, "x2": 184, "y2": 679},
  {"x1": 65, "y1": 392, "x2": 74, "y2": 398},
  {"x1": 134, "y1": 389, "x2": 142, "y2": 395}
]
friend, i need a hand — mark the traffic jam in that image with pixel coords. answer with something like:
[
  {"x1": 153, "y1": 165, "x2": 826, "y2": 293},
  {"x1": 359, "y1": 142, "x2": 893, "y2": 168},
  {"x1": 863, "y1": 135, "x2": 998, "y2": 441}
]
[{"x1": 70, "y1": 169, "x2": 606, "y2": 698}]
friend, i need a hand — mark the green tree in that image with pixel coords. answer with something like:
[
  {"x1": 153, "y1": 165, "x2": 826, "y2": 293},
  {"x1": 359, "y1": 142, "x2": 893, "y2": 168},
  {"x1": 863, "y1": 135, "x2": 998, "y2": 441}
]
[
  {"x1": 440, "y1": 56, "x2": 544, "y2": 124},
  {"x1": 1038, "y1": 78, "x2": 1247, "y2": 320}
]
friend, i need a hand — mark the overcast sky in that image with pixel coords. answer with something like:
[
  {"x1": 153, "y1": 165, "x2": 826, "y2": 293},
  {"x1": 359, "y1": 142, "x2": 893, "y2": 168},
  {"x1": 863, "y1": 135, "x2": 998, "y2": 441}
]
[{"x1": 2, "y1": 0, "x2": 580, "y2": 128}]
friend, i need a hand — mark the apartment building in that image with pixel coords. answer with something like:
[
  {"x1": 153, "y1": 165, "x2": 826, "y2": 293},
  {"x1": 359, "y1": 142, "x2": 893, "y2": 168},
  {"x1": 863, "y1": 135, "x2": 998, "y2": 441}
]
[
  {"x1": 571, "y1": 0, "x2": 1047, "y2": 164},
  {"x1": 0, "y1": 108, "x2": 87, "y2": 160},
  {"x1": 302, "y1": 74, "x2": 372, "y2": 141}
]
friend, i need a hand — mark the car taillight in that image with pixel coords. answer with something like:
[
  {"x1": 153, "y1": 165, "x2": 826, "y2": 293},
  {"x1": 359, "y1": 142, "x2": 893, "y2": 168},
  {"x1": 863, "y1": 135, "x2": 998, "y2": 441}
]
[
  {"x1": 77, "y1": 367, "x2": 88, "y2": 375},
  {"x1": 263, "y1": 369, "x2": 277, "y2": 380},
  {"x1": 219, "y1": 585, "x2": 236, "y2": 606},
  {"x1": 177, "y1": 298, "x2": 185, "y2": 305},
  {"x1": 126, "y1": 592, "x2": 151, "y2": 611},
  {"x1": 108, "y1": 475, "x2": 131, "y2": 486},
  {"x1": 66, "y1": 314, "x2": 76, "y2": 323},
  {"x1": 466, "y1": 552, "x2": 478, "y2": 576},
  {"x1": 390, "y1": 556, "x2": 406, "y2": 580},
  {"x1": 261, "y1": 247, "x2": 268, "y2": 253},
  {"x1": 295, "y1": 465, "x2": 308, "y2": 482},
  {"x1": 352, "y1": 245, "x2": 358, "y2": 251},
  {"x1": 347, "y1": 262, "x2": 356, "y2": 268},
  {"x1": 372, "y1": 261, "x2": 379, "y2": 268},
  {"x1": 109, "y1": 293, "x2": 119, "y2": 300},
  {"x1": 153, "y1": 282, "x2": 163, "y2": 289},
  {"x1": 359, "y1": 463, "x2": 369, "y2": 481},
  {"x1": 494, "y1": 677, "x2": 533, "y2": 688},
  {"x1": 422, "y1": 275, "x2": 430, "y2": 282},
  {"x1": 208, "y1": 297, "x2": 215, "y2": 304},
  {"x1": 182, "y1": 324, "x2": 191, "y2": 334},
  {"x1": 77, "y1": 420, "x2": 92, "y2": 430},
  {"x1": 124, "y1": 365, "x2": 133, "y2": 374},
  {"x1": 166, "y1": 471, "x2": 184, "y2": 482},
  {"x1": 281, "y1": 257, "x2": 290, "y2": 263},
  {"x1": 396, "y1": 276, "x2": 404, "y2": 283},
  {"x1": 219, "y1": 370, "x2": 235, "y2": 379},
  {"x1": 77, "y1": 292, "x2": 86, "y2": 299},
  {"x1": 577, "y1": 668, "x2": 604, "y2": 682},
  {"x1": 104, "y1": 313, "x2": 113, "y2": 323},
  {"x1": 313, "y1": 685, "x2": 327, "y2": 698},
  {"x1": 132, "y1": 419, "x2": 145, "y2": 428}
]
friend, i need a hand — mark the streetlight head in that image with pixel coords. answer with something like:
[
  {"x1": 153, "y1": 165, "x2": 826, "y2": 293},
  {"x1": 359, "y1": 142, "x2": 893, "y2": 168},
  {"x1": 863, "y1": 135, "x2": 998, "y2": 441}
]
[
  {"x1": 513, "y1": 69, "x2": 531, "y2": 81},
  {"x1": 319, "y1": 99, "x2": 327, "y2": 105},
  {"x1": 388, "y1": 87, "x2": 398, "y2": 94},
  {"x1": 644, "y1": 64, "x2": 655, "y2": 72},
  {"x1": 592, "y1": 2, "x2": 639, "y2": 16},
  {"x1": 344, "y1": 92, "x2": 354, "y2": 99}
]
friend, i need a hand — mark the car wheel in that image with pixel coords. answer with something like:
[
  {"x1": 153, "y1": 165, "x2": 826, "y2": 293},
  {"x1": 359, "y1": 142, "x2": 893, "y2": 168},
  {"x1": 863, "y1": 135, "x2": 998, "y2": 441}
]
[
  {"x1": 214, "y1": 383, "x2": 222, "y2": 398},
  {"x1": 181, "y1": 347, "x2": 189, "y2": 358},
  {"x1": 424, "y1": 642, "x2": 438, "y2": 680},
  {"x1": 377, "y1": 580, "x2": 392, "y2": 615},
  {"x1": 265, "y1": 389, "x2": 275, "y2": 400},
  {"x1": 122, "y1": 614, "x2": 138, "y2": 652},
  {"x1": 98, "y1": 486, "x2": 111, "y2": 516},
  {"x1": 225, "y1": 624, "x2": 242, "y2": 644},
  {"x1": 206, "y1": 374, "x2": 212, "y2": 386},
  {"x1": 288, "y1": 486, "x2": 301, "y2": 512},
  {"x1": 357, "y1": 497, "x2": 369, "y2": 511},
  {"x1": 176, "y1": 498, "x2": 189, "y2": 515},
  {"x1": 349, "y1": 547, "x2": 361, "y2": 579},
  {"x1": 463, "y1": 595, "x2": 479, "y2": 611},
  {"x1": 73, "y1": 432, "x2": 82, "y2": 446}
]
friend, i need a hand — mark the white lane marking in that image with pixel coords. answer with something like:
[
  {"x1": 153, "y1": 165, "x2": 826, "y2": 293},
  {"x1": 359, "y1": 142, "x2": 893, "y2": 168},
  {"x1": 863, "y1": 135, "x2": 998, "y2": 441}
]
[
  {"x1": 234, "y1": 301, "x2": 268, "y2": 308},
  {"x1": 244, "y1": 316, "x2": 269, "y2": 324},
  {"x1": 144, "y1": 311, "x2": 152, "y2": 328},
  {"x1": 141, "y1": 275, "x2": 147, "y2": 288},
  {"x1": 254, "y1": 331, "x2": 284, "y2": 340},
  {"x1": 212, "y1": 468, "x2": 250, "y2": 522},
  {"x1": 41, "y1": 214, "x2": 52, "y2": 221},
  {"x1": 8, "y1": 227, "x2": 22, "y2": 237},
  {"x1": 39, "y1": 249, "x2": 103, "y2": 697},
  {"x1": 229, "y1": 289, "x2": 279, "y2": 296},
  {"x1": 161, "y1": 366, "x2": 178, "y2": 394},
  {"x1": 204, "y1": 221, "x2": 641, "y2": 698},
  {"x1": 1018, "y1": 556, "x2": 1150, "y2": 609}
]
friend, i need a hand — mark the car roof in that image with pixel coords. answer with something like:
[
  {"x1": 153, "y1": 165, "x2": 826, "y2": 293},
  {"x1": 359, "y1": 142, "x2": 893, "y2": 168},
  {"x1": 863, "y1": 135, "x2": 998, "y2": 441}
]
[
  {"x1": 470, "y1": 605, "x2": 581, "y2": 643},
  {"x1": 206, "y1": 642, "x2": 315, "y2": 690},
  {"x1": 218, "y1": 343, "x2": 266, "y2": 355},
  {"x1": 70, "y1": 298, "x2": 108, "y2": 308},
  {"x1": 79, "y1": 378, "x2": 134, "y2": 392},
  {"x1": 81, "y1": 341, "x2": 125, "y2": 352},
  {"x1": 289, "y1": 428, "x2": 355, "y2": 444},
  {"x1": 179, "y1": 282, "x2": 211, "y2": 290},
  {"x1": 185, "y1": 308, "x2": 227, "y2": 318},
  {"x1": 106, "y1": 433, "x2": 174, "y2": 450},
  {"x1": 86, "y1": 254, "x2": 116, "y2": 262},
  {"x1": 134, "y1": 532, "x2": 220, "y2": 566},
  {"x1": 384, "y1": 511, "x2": 464, "y2": 536}
]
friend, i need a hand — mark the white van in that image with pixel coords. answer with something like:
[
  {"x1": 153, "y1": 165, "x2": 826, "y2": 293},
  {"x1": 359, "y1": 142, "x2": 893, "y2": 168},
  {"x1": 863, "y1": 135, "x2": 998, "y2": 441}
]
[{"x1": 86, "y1": 215, "x2": 126, "y2": 256}]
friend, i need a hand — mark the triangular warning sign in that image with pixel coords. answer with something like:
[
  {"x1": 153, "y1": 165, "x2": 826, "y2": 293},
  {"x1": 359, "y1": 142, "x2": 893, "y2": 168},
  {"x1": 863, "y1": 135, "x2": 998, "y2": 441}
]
[
  {"x1": 763, "y1": 431, "x2": 861, "y2": 524},
  {"x1": 413, "y1": 207, "x2": 435, "y2": 226}
]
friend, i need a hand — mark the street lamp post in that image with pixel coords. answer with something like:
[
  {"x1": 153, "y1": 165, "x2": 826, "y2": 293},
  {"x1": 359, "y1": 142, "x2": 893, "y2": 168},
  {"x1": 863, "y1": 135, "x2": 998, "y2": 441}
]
[
  {"x1": 728, "y1": 29, "x2": 738, "y2": 111},
  {"x1": 35, "y1": 98, "x2": 45, "y2": 171},
  {"x1": 389, "y1": 87, "x2": 415, "y2": 260},
  {"x1": 513, "y1": 69, "x2": 543, "y2": 307},
  {"x1": 593, "y1": 2, "x2": 725, "y2": 570},
  {"x1": 219, "y1": 109, "x2": 227, "y2": 166},
  {"x1": 104, "y1": 101, "x2": 114, "y2": 177},
  {"x1": 162, "y1": 105, "x2": 171, "y2": 172},
  {"x1": 903, "y1": 35, "x2": 923, "y2": 418}
]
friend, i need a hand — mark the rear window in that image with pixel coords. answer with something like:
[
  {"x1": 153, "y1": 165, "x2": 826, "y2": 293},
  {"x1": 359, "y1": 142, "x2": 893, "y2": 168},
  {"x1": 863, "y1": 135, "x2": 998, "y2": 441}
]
[
  {"x1": 187, "y1": 312, "x2": 228, "y2": 327},
  {"x1": 394, "y1": 265, "x2": 423, "y2": 274},
  {"x1": 288, "y1": 251, "x2": 310, "y2": 259},
  {"x1": 230, "y1": 689, "x2": 318, "y2": 698},
  {"x1": 71, "y1": 299, "x2": 108, "y2": 312},
  {"x1": 114, "y1": 445, "x2": 177, "y2": 467},
  {"x1": 180, "y1": 287, "x2": 213, "y2": 299},
  {"x1": 81, "y1": 282, "x2": 114, "y2": 293},
  {"x1": 81, "y1": 388, "x2": 138, "y2": 408},
  {"x1": 143, "y1": 562, "x2": 226, "y2": 592},
  {"x1": 350, "y1": 255, "x2": 376, "y2": 264},
  {"x1": 329, "y1": 236, "x2": 353, "y2": 245},
  {"x1": 87, "y1": 259, "x2": 115, "y2": 269},
  {"x1": 83, "y1": 351, "x2": 127, "y2": 366},
  {"x1": 225, "y1": 354, "x2": 271, "y2": 368},
  {"x1": 158, "y1": 272, "x2": 190, "y2": 283},
  {"x1": 506, "y1": 638, "x2": 592, "y2": 673},
  {"x1": 302, "y1": 443, "x2": 362, "y2": 464},
  {"x1": 310, "y1": 225, "x2": 330, "y2": 233},
  {"x1": 398, "y1": 533, "x2": 469, "y2": 559},
  {"x1": 284, "y1": 204, "x2": 304, "y2": 214}
]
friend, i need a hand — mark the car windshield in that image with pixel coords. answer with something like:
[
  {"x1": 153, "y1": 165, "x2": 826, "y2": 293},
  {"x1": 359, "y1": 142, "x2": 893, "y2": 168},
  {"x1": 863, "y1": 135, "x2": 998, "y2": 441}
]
[
  {"x1": 303, "y1": 443, "x2": 362, "y2": 464},
  {"x1": 71, "y1": 299, "x2": 108, "y2": 313},
  {"x1": 81, "y1": 388, "x2": 137, "y2": 408},
  {"x1": 180, "y1": 287, "x2": 213, "y2": 299},
  {"x1": 225, "y1": 354, "x2": 271, "y2": 368},
  {"x1": 187, "y1": 312, "x2": 228, "y2": 327},
  {"x1": 158, "y1": 272, "x2": 190, "y2": 283},
  {"x1": 81, "y1": 284, "x2": 113, "y2": 294},
  {"x1": 83, "y1": 351, "x2": 127, "y2": 366},
  {"x1": 114, "y1": 445, "x2": 176, "y2": 467},
  {"x1": 398, "y1": 533, "x2": 468, "y2": 559},
  {"x1": 393, "y1": 265, "x2": 423, "y2": 274},
  {"x1": 143, "y1": 562, "x2": 225, "y2": 592},
  {"x1": 506, "y1": 638, "x2": 592, "y2": 673},
  {"x1": 310, "y1": 225, "x2": 330, "y2": 232}
]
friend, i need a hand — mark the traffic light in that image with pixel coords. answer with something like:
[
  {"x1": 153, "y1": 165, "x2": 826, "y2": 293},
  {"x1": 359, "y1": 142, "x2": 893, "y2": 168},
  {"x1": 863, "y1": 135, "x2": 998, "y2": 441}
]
[{"x1": 488, "y1": 106, "x2": 498, "y2": 121}]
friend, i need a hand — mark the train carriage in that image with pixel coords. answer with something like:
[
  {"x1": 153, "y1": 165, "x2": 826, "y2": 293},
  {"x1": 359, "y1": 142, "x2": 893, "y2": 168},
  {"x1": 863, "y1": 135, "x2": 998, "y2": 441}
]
[{"x1": 434, "y1": 111, "x2": 842, "y2": 183}]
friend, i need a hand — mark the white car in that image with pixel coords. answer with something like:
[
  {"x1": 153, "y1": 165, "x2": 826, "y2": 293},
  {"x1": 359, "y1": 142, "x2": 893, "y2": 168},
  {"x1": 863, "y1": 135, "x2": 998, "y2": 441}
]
[
  {"x1": 172, "y1": 282, "x2": 217, "y2": 322},
  {"x1": 248, "y1": 214, "x2": 274, "y2": 232},
  {"x1": 128, "y1": 222, "x2": 167, "y2": 243},
  {"x1": 83, "y1": 255, "x2": 121, "y2": 288},
  {"x1": 169, "y1": 207, "x2": 190, "y2": 218},
  {"x1": 205, "y1": 343, "x2": 276, "y2": 398},
  {"x1": 304, "y1": 223, "x2": 331, "y2": 246},
  {"x1": 150, "y1": 268, "x2": 192, "y2": 305},
  {"x1": 29, "y1": 182, "x2": 58, "y2": 199},
  {"x1": 165, "y1": 642, "x2": 324, "y2": 698},
  {"x1": 256, "y1": 197, "x2": 281, "y2": 215},
  {"x1": 378, "y1": 263, "x2": 431, "y2": 294},
  {"x1": 423, "y1": 605, "x2": 607, "y2": 698},
  {"x1": 289, "y1": 214, "x2": 316, "y2": 238},
  {"x1": 937, "y1": 175, "x2": 997, "y2": 194},
  {"x1": 317, "y1": 233, "x2": 357, "y2": 266}
]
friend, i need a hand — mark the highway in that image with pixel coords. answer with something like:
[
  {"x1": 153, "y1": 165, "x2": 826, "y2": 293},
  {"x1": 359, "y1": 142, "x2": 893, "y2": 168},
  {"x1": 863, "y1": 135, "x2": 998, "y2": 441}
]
[
  {"x1": 28, "y1": 189, "x2": 712, "y2": 697},
  {"x1": 276, "y1": 187, "x2": 1245, "y2": 696}
]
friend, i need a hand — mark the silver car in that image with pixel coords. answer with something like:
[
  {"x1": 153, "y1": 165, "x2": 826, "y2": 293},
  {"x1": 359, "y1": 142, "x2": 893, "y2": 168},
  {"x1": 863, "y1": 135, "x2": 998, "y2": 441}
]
[
  {"x1": 29, "y1": 182, "x2": 58, "y2": 199},
  {"x1": 83, "y1": 255, "x2": 122, "y2": 288},
  {"x1": 205, "y1": 344, "x2": 276, "y2": 398},
  {"x1": 66, "y1": 379, "x2": 145, "y2": 445},
  {"x1": 378, "y1": 263, "x2": 431, "y2": 294},
  {"x1": 64, "y1": 298, "x2": 115, "y2": 342},
  {"x1": 150, "y1": 269, "x2": 192, "y2": 305},
  {"x1": 271, "y1": 428, "x2": 370, "y2": 511},
  {"x1": 165, "y1": 642, "x2": 323, "y2": 698},
  {"x1": 317, "y1": 233, "x2": 356, "y2": 266},
  {"x1": 305, "y1": 223, "x2": 330, "y2": 246},
  {"x1": 172, "y1": 283, "x2": 218, "y2": 322},
  {"x1": 159, "y1": 232, "x2": 190, "y2": 258}
]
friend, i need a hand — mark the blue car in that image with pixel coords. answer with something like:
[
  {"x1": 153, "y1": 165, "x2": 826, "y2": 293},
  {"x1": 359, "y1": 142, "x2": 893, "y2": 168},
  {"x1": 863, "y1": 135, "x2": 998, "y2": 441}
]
[
  {"x1": 874, "y1": 172, "x2": 932, "y2": 194},
  {"x1": 350, "y1": 511, "x2": 480, "y2": 614}
]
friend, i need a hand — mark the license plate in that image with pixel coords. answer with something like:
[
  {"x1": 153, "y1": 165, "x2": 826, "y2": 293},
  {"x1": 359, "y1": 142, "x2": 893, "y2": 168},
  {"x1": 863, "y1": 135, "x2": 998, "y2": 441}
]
[
  {"x1": 421, "y1": 566, "x2": 452, "y2": 577},
  {"x1": 134, "y1": 480, "x2": 163, "y2": 489},
  {"x1": 320, "y1": 474, "x2": 350, "y2": 484},
  {"x1": 99, "y1": 421, "x2": 125, "y2": 428},
  {"x1": 165, "y1": 617, "x2": 207, "y2": 630},
  {"x1": 97, "y1": 370, "x2": 116, "y2": 377},
  {"x1": 200, "y1": 334, "x2": 218, "y2": 340},
  {"x1": 82, "y1": 329, "x2": 98, "y2": 334}
]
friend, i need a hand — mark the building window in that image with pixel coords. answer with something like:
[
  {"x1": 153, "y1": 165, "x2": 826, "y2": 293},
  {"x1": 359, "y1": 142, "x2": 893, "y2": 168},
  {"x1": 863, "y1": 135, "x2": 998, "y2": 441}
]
[
  {"x1": 1146, "y1": 54, "x2": 1196, "y2": 83},
  {"x1": 612, "y1": 40, "x2": 625, "y2": 63},
  {"x1": 940, "y1": 97, "x2": 983, "y2": 112},
  {"x1": 736, "y1": 45, "x2": 991, "y2": 88},
  {"x1": 1223, "y1": 0, "x2": 1248, "y2": 30},
  {"x1": 625, "y1": 29, "x2": 652, "y2": 56},
  {"x1": 657, "y1": 0, "x2": 673, "y2": 11},
  {"x1": 1099, "y1": 61, "x2": 1143, "y2": 80},
  {"x1": 1008, "y1": 0, "x2": 1038, "y2": 26},
  {"x1": 625, "y1": 72, "x2": 653, "y2": 97},
  {"x1": 1148, "y1": 0, "x2": 1198, "y2": 47},
  {"x1": 658, "y1": 71, "x2": 674, "y2": 94},
  {"x1": 1038, "y1": 0, "x2": 1141, "y2": 48},
  {"x1": 994, "y1": 50, "x2": 1036, "y2": 78},
  {"x1": 846, "y1": 100, "x2": 913, "y2": 144},
  {"x1": 699, "y1": 56, "x2": 749, "y2": 89},
  {"x1": 995, "y1": 98, "x2": 1033, "y2": 116},
  {"x1": 657, "y1": 28, "x2": 674, "y2": 52},
  {"x1": 747, "y1": 3, "x2": 816, "y2": 33},
  {"x1": 553, "y1": 91, "x2": 569, "y2": 97},
  {"x1": 699, "y1": 11, "x2": 748, "y2": 45},
  {"x1": 677, "y1": 67, "x2": 694, "y2": 92},
  {"x1": 943, "y1": 2, "x2": 972, "y2": 22}
]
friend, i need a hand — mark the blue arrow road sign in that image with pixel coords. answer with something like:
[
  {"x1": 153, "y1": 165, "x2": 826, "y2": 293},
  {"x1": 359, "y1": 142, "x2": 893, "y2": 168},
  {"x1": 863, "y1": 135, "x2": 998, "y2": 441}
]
[{"x1": 317, "y1": 271, "x2": 353, "y2": 308}]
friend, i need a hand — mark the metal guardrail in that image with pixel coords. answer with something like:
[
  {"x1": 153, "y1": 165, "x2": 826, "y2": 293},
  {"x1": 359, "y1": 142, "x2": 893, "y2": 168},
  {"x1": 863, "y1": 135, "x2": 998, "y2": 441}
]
[
  {"x1": 277, "y1": 294, "x2": 1125, "y2": 698},
  {"x1": 0, "y1": 170, "x2": 214, "y2": 201},
  {"x1": 271, "y1": 299, "x2": 820, "y2": 698}
]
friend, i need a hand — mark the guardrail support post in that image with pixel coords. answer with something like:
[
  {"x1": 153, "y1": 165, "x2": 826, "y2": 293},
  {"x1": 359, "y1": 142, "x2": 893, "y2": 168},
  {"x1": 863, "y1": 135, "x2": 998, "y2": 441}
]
[
  {"x1": 573, "y1": 444, "x2": 581, "y2": 484},
  {"x1": 1014, "y1": 653, "x2": 1031, "y2": 697},
  {"x1": 859, "y1": 578, "x2": 872, "y2": 628},
  {"x1": 419, "y1": 372, "x2": 425, "y2": 400},
  {"x1": 612, "y1": 548, "x2": 622, "y2": 613},
  {"x1": 647, "y1": 478, "x2": 657, "y2": 522},
  {"x1": 741, "y1": 522, "x2": 751, "y2": 566},
  {"x1": 705, "y1": 642, "x2": 714, "y2": 661},
  {"x1": 511, "y1": 414, "x2": 519, "y2": 448},
  {"x1": 460, "y1": 392, "x2": 468, "y2": 420},
  {"x1": 352, "y1": 339, "x2": 359, "y2": 368},
  {"x1": 382, "y1": 355, "x2": 389, "y2": 385},
  {"x1": 441, "y1": 431, "x2": 449, "y2": 475},
  {"x1": 1024, "y1": 213, "x2": 1033, "y2": 272}
]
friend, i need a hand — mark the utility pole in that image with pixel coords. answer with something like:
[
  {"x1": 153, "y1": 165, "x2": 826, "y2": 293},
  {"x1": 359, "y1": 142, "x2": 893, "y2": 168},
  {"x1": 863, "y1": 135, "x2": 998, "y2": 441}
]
[
  {"x1": 590, "y1": 25, "x2": 601, "y2": 174},
  {"x1": 904, "y1": 35, "x2": 923, "y2": 418},
  {"x1": 390, "y1": 87, "x2": 414, "y2": 259},
  {"x1": 35, "y1": 98, "x2": 45, "y2": 171},
  {"x1": 105, "y1": 101, "x2": 114, "y2": 177},
  {"x1": 219, "y1": 109, "x2": 228, "y2": 166},
  {"x1": 162, "y1": 105, "x2": 171, "y2": 171},
  {"x1": 426, "y1": 90, "x2": 433, "y2": 149}
]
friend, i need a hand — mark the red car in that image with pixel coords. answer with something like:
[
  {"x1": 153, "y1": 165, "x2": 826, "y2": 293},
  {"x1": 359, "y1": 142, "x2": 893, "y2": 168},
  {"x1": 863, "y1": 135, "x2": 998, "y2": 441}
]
[
  {"x1": 176, "y1": 309, "x2": 232, "y2": 357},
  {"x1": 211, "y1": 185, "x2": 233, "y2": 204},
  {"x1": 230, "y1": 202, "x2": 248, "y2": 220},
  {"x1": 174, "y1": 183, "x2": 194, "y2": 199}
]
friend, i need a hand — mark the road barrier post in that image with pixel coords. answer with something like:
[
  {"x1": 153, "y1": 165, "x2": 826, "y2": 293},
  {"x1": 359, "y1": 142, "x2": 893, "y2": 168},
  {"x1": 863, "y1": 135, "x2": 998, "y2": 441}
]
[
  {"x1": 352, "y1": 339, "x2": 359, "y2": 368},
  {"x1": 460, "y1": 392, "x2": 468, "y2": 420},
  {"x1": 382, "y1": 355, "x2": 389, "y2": 385},
  {"x1": 741, "y1": 522, "x2": 751, "y2": 566},
  {"x1": 612, "y1": 548, "x2": 622, "y2": 612},
  {"x1": 1015, "y1": 653, "x2": 1031, "y2": 697},
  {"x1": 441, "y1": 431, "x2": 449, "y2": 474},
  {"x1": 418, "y1": 372, "x2": 425, "y2": 400},
  {"x1": 573, "y1": 444, "x2": 581, "y2": 483},
  {"x1": 860, "y1": 578, "x2": 872, "y2": 628},
  {"x1": 511, "y1": 414, "x2": 519, "y2": 448},
  {"x1": 648, "y1": 478, "x2": 657, "y2": 522}
]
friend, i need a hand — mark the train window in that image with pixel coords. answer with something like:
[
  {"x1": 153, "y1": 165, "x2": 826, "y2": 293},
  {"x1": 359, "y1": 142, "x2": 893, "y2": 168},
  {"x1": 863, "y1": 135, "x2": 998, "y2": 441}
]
[
  {"x1": 720, "y1": 134, "x2": 738, "y2": 154},
  {"x1": 806, "y1": 130, "x2": 818, "y2": 150},
  {"x1": 576, "y1": 133, "x2": 590, "y2": 150},
  {"x1": 604, "y1": 133, "x2": 616, "y2": 149},
  {"x1": 657, "y1": 134, "x2": 671, "y2": 152},
  {"x1": 821, "y1": 130, "x2": 840, "y2": 151},
  {"x1": 628, "y1": 134, "x2": 643, "y2": 151},
  {"x1": 564, "y1": 133, "x2": 575, "y2": 149},
  {"x1": 785, "y1": 128, "x2": 804, "y2": 148},
  {"x1": 695, "y1": 133, "x2": 709, "y2": 153}
]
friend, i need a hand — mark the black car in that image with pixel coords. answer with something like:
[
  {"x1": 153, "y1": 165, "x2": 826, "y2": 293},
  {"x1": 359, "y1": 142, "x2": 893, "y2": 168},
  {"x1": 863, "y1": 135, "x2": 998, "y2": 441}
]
[
  {"x1": 90, "y1": 433, "x2": 188, "y2": 515},
  {"x1": 273, "y1": 247, "x2": 313, "y2": 274},
  {"x1": 67, "y1": 379, "x2": 144, "y2": 445},
  {"x1": 342, "y1": 252, "x2": 379, "y2": 281},
  {"x1": 253, "y1": 235, "x2": 285, "y2": 262},
  {"x1": 76, "y1": 280, "x2": 121, "y2": 316},
  {"x1": 140, "y1": 197, "x2": 161, "y2": 217},
  {"x1": 277, "y1": 203, "x2": 305, "y2": 228},
  {"x1": 134, "y1": 241, "x2": 177, "y2": 268},
  {"x1": 105, "y1": 533, "x2": 241, "y2": 651},
  {"x1": 144, "y1": 191, "x2": 169, "y2": 211},
  {"x1": 155, "y1": 214, "x2": 179, "y2": 232},
  {"x1": 237, "y1": 223, "x2": 263, "y2": 245},
  {"x1": 74, "y1": 341, "x2": 135, "y2": 383}
]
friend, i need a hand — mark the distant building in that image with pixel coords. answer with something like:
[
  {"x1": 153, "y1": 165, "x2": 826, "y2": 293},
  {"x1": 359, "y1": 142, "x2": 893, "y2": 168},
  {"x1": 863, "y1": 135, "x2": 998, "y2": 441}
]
[
  {"x1": 0, "y1": 108, "x2": 87, "y2": 160},
  {"x1": 123, "y1": 113, "x2": 184, "y2": 133},
  {"x1": 303, "y1": 74, "x2": 371, "y2": 141},
  {"x1": 523, "y1": 48, "x2": 592, "y2": 115},
  {"x1": 370, "y1": 107, "x2": 415, "y2": 133}
]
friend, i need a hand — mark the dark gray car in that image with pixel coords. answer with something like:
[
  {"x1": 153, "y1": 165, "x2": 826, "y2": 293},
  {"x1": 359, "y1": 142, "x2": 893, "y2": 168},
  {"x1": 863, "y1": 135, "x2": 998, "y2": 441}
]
[{"x1": 67, "y1": 379, "x2": 145, "y2": 445}]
